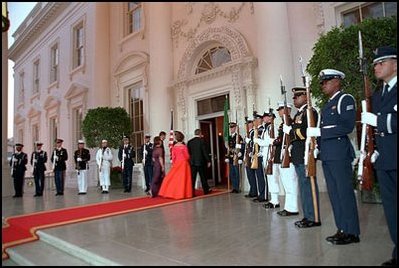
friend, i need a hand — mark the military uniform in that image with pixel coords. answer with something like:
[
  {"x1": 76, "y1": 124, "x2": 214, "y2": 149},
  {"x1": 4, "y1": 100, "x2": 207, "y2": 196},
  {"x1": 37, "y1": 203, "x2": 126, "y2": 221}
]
[
  {"x1": 243, "y1": 117, "x2": 258, "y2": 198},
  {"x1": 96, "y1": 140, "x2": 113, "y2": 193},
  {"x1": 51, "y1": 139, "x2": 68, "y2": 196},
  {"x1": 275, "y1": 103, "x2": 300, "y2": 216},
  {"x1": 310, "y1": 69, "x2": 360, "y2": 244},
  {"x1": 10, "y1": 144, "x2": 28, "y2": 197},
  {"x1": 287, "y1": 89, "x2": 320, "y2": 227},
  {"x1": 225, "y1": 122, "x2": 244, "y2": 193},
  {"x1": 31, "y1": 142, "x2": 47, "y2": 196},
  {"x1": 141, "y1": 134, "x2": 154, "y2": 193},
  {"x1": 74, "y1": 140, "x2": 91, "y2": 194},
  {"x1": 251, "y1": 114, "x2": 267, "y2": 202},
  {"x1": 362, "y1": 46, "x2": 397, "y2": 264},
  {"x1": 118, "y1": 137, "x2": 135, "y2": 193}
]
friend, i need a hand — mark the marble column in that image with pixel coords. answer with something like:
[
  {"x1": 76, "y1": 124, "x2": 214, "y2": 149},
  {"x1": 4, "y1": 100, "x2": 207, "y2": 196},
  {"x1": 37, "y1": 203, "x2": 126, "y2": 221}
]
[{"x1": 254, "y1": 2, "x2": 295, "y2": 113}]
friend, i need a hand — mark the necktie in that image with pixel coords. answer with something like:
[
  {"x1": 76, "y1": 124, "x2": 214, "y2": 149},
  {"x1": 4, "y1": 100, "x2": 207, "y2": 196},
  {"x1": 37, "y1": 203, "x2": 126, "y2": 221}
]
[{"x1": 382, "y1": 84, "x2": 389, "y2": 98}]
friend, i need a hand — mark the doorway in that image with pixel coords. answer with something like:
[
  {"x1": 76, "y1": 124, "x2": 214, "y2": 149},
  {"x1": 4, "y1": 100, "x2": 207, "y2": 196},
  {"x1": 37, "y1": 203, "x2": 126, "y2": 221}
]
[{"x1": 199, "y1": 117, "x2": 228, "y2": 188}]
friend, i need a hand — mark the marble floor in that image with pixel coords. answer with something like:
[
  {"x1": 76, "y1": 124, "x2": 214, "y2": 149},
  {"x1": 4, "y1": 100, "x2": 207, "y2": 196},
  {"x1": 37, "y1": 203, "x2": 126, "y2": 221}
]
[{"x1": 2, "y1": 184, "x2": 393, "y2": 266}]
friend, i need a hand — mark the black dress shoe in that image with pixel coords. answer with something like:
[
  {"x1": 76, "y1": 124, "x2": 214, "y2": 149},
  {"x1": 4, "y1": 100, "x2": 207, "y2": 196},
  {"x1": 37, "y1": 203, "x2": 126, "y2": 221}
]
[
  {"x1": 231, "y1": 189, "x2": 238, "y2": 193},
  {"x1": 294, "y1": 218, "x2": 308, "y2": 226},
  {"x1": 278, "y1": 210, "x2": 299, "y2": 216},
  {"x1": 34, "y1": 194, "x2": 39, "y2": 197},
  {"x1": 252, "y1": 198, "x2": 267, "y2": 203},
  {"x1": 330, "y1": 233, "x2": 359, "y2": 245},
  {"x1": 244, "y1": 194, "x2": 257, "y2": 198},
  {"x1": 297, "y1": 220, "x2": 321, "y2": 228},
  {"x1": 382, "y1": 258, "x2": 397, "y2": 266},
  {"x1": 204, "y1": 189, "x2": 212, "y2": 195},
  {"x1": 263, "y1": 202, "x2": 280, "y2": 209},
  {"x1": 326, "y1": 230, "x2": 344, "y2": 242}
]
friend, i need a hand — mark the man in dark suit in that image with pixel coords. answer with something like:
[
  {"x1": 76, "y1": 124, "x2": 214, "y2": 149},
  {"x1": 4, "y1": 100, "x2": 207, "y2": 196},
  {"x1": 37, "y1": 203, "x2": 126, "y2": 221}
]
[
  {"x1": 10, "y1": 143, "x2": 28, "y2": 197},
  {"x1": 118, "y1": 136, "x2": 135, "y2": 193},
  {"x1": 187, "y1": 129, "x2": 211, "y2": 195},
  {"x1": 361, "y1": 46, "x2": 397, "y2": 266},
  {"x1": 31, "y1": 142, "x2": 47, "y2": 197}
]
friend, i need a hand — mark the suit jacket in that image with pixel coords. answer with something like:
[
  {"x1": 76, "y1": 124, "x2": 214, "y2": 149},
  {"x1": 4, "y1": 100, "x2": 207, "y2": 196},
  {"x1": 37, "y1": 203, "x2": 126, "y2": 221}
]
[
  {"x1": 187, "y1": 136, "x2": 210, "y2": 166},
  {"x1": 372, "y1": 82, "x2": 397, "y2": 170}
]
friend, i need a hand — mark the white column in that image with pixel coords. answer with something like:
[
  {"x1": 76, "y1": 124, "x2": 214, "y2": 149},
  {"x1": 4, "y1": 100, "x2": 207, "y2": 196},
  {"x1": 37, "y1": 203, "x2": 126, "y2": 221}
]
[
  {"x1": 255, "y1": 2, "x2": 295, "y2": 112},
  {"x1": 148, "y1": 3, "x2": 173, "y2": 137},
  {"x1": 3, "y1": 30, "x2": 13, "y2": 197}
]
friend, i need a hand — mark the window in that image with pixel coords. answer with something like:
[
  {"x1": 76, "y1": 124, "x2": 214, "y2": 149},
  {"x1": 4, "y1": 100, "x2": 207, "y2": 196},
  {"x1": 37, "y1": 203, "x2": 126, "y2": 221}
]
[
  {"x1": 197, "y1": 94, "x2": 229, "y2": 116},
  {"x1": 49, "y1": 117, "x2": 58, "y2": 148},
  {"x1": 73, "y1": 23, "x2": 84, "y2": 69},
  {"x1": 19, "y1": 72, "x2": 25, "y2": 103},
  {"x1": 342, "y1": 2, "x2": 397, "y2": 27},
  {"x1": 195, "y1": 46, "x2": 232, "y2": 75},
  {"x1": 32, "y1": 124, "x2": 39, "y2": 148},
  {"x1": 33, "y1": 60, "x2": 40, "y2": 94},
  {"x1": 126, "y1": 2, "x2": 142, "y2": 36},
  {"x1": 50, "y1": 43, "x2": 59, "y2": 83},
  {"x1": 73, "y1": 108, "x2": 83, "y2": 144},
  {"x1": 128, "y1": 82, "x2": 144, "y2": 163}
]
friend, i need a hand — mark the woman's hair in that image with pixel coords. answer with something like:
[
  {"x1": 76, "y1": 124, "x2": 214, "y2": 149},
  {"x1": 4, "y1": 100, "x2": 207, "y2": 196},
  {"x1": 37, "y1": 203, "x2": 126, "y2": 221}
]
[
  {"x1": 153, "y1": 136, "x2": 161, "y2": 146},
  {"x1": 174, "y1": 131, "x2": 184, "y2": 142}
]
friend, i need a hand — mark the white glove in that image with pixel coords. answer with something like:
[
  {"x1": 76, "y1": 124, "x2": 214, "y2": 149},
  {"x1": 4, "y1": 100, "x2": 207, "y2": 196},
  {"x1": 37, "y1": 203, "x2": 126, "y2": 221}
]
[
  {"x1": 307, "y1": 127, "x2": 321, "y2": 137},
  {"x1": 54, "y1": 156, "x2": 58, "y2": 161},
  {"x1": 245, "y1": 137, "x2": 251, "y2": 143},
  {"x1": 225, "y1": 158, "x2": 230, "y2": 163},
  {"x1": 238, "y1": 160, "x2": 243, "y2": 165},
  {"x1": 238, "y1": 152, "x2": 242, "y2": 157},
  {"x1": 283, "y1": 124, "x2": 292, "y2": 134},
  {"x1": 235, "y1": 144, "x2": 241, "y2": 149},
  {"x1": 33, "y1": 159, "x2": 37, "y2": 164},
  {"x1": 361, "y1": 112, "x2": 377, "y2": 127},
  {"x1": 12, "y1": 157, "x2": 18, "y2": 162},
  {"x1": 371, "y1": 150, "x2": 379, "y2": 163},
  {"x1": 253, "y1": 138, "x2": 260, "y2": 144},
  {"x1": 268, "y1": 138, "x2": 275, "y2": 145},
  {"x1": 77, "y1": 157, "x2": 82, "y2": 162},
  {"x1": 313, "y1": 148, "x2": 319, "y2": 158},
  {"x1": 249, "y1": 152, "x2": 253, "y2": 158}
]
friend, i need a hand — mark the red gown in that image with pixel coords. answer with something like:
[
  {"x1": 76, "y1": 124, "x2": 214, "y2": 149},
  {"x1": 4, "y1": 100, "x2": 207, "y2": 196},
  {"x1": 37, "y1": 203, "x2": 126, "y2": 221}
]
[{"x1": 159, "y1": 144, "x2": 193, "y2": 199}]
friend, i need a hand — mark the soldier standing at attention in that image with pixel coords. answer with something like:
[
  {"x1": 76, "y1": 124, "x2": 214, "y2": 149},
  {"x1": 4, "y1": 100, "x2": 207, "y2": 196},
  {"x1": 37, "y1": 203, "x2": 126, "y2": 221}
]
[
  {"x1": 307, "y1": 69, "x2": 360, "y2": 245},
  {"x1": 361, "y1": 46, "x2": 397, "y2": 266},
  {"x1": 141, "y1": 134, "x2": 154, "y2": 194},
  {"x1": 10, "y1": 143, "x2": 28, "y2": 198},
  {"x1": 96, "y1": 139, "x2": 113, "y2": 194},
  {"x1": 118, "y1": 136, "x2": 135, "y2": 193},
  {"x1": 74, "y1": 140, "x2": 90, "y2": 195},
  {"x1": 31, "y1": 142, "x2": 47, "y2": 197},
  {"x1": 51, "y1": 139, "x2": 68, "y2": 196}
]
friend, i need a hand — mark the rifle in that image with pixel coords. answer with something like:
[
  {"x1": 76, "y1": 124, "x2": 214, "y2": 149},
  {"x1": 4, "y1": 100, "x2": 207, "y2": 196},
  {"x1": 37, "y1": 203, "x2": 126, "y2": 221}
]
[
  {"x1": 304, "y1": 77, "x2": 317, "y2": 177},
  {"x1": 356, "y1": 31, "x2": 375, "y2": 191},
  {"x1": 244, "y1": 117, "x2": 251, "y2": 167},
  {"x1": 280, "y1": 76, "x2": 291, "y2": 168},
  {"x1": 266, "y1": 109, "x2": 275, "y2": 175},
  {"x1": 121, "y1": 146, "x2": 126, "y2": 171},
  {"x1": 251, "y1": 115, "x2": 259, "y2": 170},
  {"x1": 76, "y1": 148, "x2": 82, "y2": 175},
  {"x1": 32, "y1": 142, "x2": 37, "y2": 175},
  {"x1": 52, "y1": 149, "x2": 57, "y2": 171},
  {"x1": 233, "y1": 111, "x2": 240, "y2": 166}
]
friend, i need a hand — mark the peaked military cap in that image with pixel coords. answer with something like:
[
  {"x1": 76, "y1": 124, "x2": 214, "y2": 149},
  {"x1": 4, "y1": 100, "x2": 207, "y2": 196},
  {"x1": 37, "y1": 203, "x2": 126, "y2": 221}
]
[
  {"x1": 262, "y1": 108, "x2": 276, "y2": 118},
  {"x1": 144, "y1": 133, "x2": 151, "y2": 138},
  {"x1": 319, "y1": 69, "x2": 345, "y2": 81},
  {"x1": 229, "y1": 122, "x2": 237, "y2": 128},
  {"x1": 253, "y1": 111, "x2": 263, "y2": 119},
  {"x1": 245, "y1": 116, "x2": 254, "y2": 123},
  {"x1": 78, "y1": 140, "x2": 85, "y2": 144},
  {"x1": 15, "y1": 143, "x2": 24, "y2": 147},
  {"x1": 102, "y1": 139, "x2": 108, "y2": 143},
  {"x1": 373, "y1": 46, "x2": 397, "y2": 64},
  {"x1": 292, "y1": 86, "x2": 307, "y2": 94},
  {"x1": 55, "y1": 138, "x2": 64, "y2": 143},
  {"x1": 277, "y1": 101, "x2": 293, "y2": 111},
  {"x1": 36, "y1": 141, "x2": 43, "y2": 146}
]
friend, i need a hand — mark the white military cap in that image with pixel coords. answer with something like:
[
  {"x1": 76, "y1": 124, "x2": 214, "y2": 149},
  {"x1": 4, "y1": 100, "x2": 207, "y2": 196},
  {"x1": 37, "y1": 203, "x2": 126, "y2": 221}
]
[
  {"x1": 101, "y1": 139, "x2": 108, "y2": 143},
  {"x1": 319, "y1": 69, "x2": 345, "y2": 81},
  {"x1": 78, "y1": 140, "x2": 85, "y2": 144},
  {"x1": 144, "y1": 133, "x2": 151, "y2": 138},
  {"x1": 277, "y1": 101, "x2": 292, "y2": 111}
]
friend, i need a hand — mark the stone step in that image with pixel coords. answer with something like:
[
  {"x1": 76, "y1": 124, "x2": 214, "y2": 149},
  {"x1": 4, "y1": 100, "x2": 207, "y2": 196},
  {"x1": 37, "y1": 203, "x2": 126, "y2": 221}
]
[
  {"x1": 1, "y1": 258, "x2": 19, "y2": 266},
  {"x1": 4, "y1": 240, "x2": 91, "y2": 266},
  {"x1": 37, "y1": 231, "x2": 121, "y2": 266}
]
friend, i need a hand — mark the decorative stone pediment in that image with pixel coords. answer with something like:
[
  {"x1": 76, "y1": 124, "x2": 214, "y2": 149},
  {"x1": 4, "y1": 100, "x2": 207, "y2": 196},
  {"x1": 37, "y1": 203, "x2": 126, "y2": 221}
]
[
  {"x1": 43, "y1": 95, "x2": 60, "y2": 110},
  {"x1": 14, "y1": 112, "x2": 26, "y2": 124},
  {"x1": 27, "y1": 105, "x2": 41, "y2": 118},
  {"x1": 113, "y1": 51, "x2": 149, "y2": 77},
  {"x1": 64, "y1": 82, "x2": 89, "y2": 100}
]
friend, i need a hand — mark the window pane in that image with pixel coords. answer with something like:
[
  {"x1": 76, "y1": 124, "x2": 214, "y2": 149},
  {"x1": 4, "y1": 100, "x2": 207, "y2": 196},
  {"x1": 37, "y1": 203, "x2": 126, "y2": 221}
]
[
  {"x1": 133, "y1": 8, "x2": 141, "y2": 32},
  {"x1": 195, "y1": 47, "x2": 231, "y2": 74},
  {"x1": 211, "y1": 47, "x2": 231, "y2": 68},
  {"x1": 362, "y1": 3, "x2": 383, "y2": 19},
  {"x1": 343, "y1": 10, "x2": 360, "y2": 27},
  {"x1": 385, "y1": 2, "x2": 397, "y2": 17}
]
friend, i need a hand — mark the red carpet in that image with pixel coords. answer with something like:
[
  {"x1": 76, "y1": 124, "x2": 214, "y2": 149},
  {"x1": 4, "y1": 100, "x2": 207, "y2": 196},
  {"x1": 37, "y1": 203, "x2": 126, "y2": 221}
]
[{"x1": 2, "y1": 189, "x2": 227, "y2": 259}]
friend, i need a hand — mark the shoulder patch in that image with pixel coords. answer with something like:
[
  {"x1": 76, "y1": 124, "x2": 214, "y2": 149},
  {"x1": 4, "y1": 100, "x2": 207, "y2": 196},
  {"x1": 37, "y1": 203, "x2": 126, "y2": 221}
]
[{"x1": 346, "y1": 104, "x2": 354, "y2": 111}]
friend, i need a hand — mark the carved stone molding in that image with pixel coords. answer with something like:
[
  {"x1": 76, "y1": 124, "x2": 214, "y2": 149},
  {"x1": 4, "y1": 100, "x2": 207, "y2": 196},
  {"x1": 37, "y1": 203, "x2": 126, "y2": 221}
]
[
  {"x1": 172, "y1": 2, "x2": 252, "y2": 48},
  {"x1": 177, "y1": 26, "x2": 251, "y2": 81}
]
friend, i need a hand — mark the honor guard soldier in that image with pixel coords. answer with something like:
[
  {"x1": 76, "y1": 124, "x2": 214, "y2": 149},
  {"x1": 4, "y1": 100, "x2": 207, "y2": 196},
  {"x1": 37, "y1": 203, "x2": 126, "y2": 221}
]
[
  {"x1": 141, "y1": 134, "x2": 154, "y2": 194},
  {"x1": 256, "y1": 110, "x2": 280, "y2": 208},
  {"x1": 243, "y1": 116, "x2": 258, "y2": 198},
  {"x1": 308, "y1": 69, "x2": 360, "y2": 245},
  {"x1": 361, "y1": 46, "x2": 397, "y2": 266},
  {"x1": 10, "y1": 143, "x2": 28, "y2": 197},
  {"x1": 74, "y1": 140, "x2": 91, "y2": 195},
  {"x1": 96, "y1": 140, "x2": 113, "y2": 193},
  {"x1": 118, "y1": 136, "x2": 135, "y2": 193},
  {"x1": 31, "y1": 142, "x2": 47, "y2": 197},
  {"x1": 225, "y1": 122, "x2": 244, "y2": 193},
  {"x1": 251, "y1": 112, "x2": 268, "y2": 203},
  {"x1": 275, "y1": 102, "x2": 300, "y2": 217},
  {"x1": 51, "y1": 139, "x2": 68, "y2": 196},
  {"x1": 284, "y1": 88, "x2": 320, "y2": 227}
]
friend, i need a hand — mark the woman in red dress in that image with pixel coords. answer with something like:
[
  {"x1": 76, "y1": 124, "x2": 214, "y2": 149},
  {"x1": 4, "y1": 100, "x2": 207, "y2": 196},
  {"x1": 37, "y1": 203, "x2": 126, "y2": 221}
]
[{"x1": 159, "y1": 131, "x2": 193, "y2": 199}]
